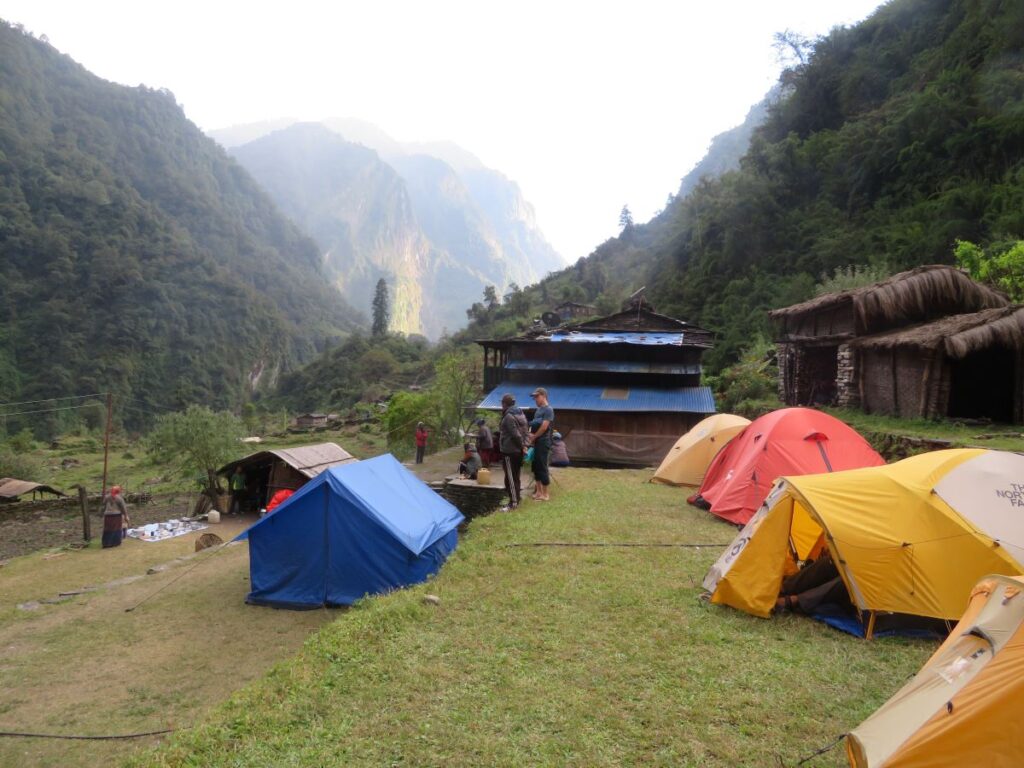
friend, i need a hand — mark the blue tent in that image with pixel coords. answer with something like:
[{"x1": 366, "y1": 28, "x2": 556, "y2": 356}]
[{"x1": 236, "y1": 454, "x2": 464, "y2": 609}]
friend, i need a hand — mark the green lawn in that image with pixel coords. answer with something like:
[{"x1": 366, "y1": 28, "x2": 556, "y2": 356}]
[
  {"x1": 131, "y1": 468, "x2": 934, "y2": 768},
  {"x1": 824, "y1": 407, "x2": 1024, "y2": 453}
]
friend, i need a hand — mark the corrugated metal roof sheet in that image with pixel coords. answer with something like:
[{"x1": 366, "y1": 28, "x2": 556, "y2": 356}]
[
  {"x1": 0, "y1": 478, "x2": 66, "y2": 499},
  {"x1": 549, "y1": 331, "x2": 686, "y2": 346},
  {"x1": 479, "y1": 382, "x2": 717, "y2": 413},
  {"x1": 505, "y1": 360, "x2": 701, "y2": 375},
  {"x1": 218, "y1": 442, "x2": 358, "y2": 478}
]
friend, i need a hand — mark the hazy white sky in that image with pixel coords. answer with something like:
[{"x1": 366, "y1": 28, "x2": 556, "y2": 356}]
[{"x1": 4, "y1": 0, "x2": 883, "y2": 263}]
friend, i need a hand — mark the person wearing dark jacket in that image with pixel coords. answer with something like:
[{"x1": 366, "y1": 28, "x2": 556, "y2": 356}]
[
  {"x1": 498, "y1": 393, "x2": 529, "y2": 509},
  {"x1": 473, "y1": 418, "x2": 495, "y2": 466}
]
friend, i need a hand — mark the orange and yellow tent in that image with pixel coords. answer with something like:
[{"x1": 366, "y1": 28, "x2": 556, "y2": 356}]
[
  {"x1": 704, "y1": 449, "x2": 1024, "y2": 623},
  {"x1": 695, "y1": 407, "x2": 884, "y2": 525},
  {"x1": 651, "y1": 413, "x2": 750, "y2": 487},
  {"x1": 847, "y1": 574, "x2": 1024, "y2": 766}
]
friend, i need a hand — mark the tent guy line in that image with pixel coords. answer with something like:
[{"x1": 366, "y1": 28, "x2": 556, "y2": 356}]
[
  {"x1": 502, "y1": 541, "x2": 733, "y2": 548},
  {"x1": 125, "y1": 543, "x2": 233, "y2": 613}
]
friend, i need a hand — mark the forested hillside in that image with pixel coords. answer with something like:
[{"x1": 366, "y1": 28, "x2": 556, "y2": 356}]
[
  {"x1": 0, "y1": 22, "x2": 362, "y2": 430},
  {"x1": 461, "y1": 0, "x2": 1024, "y2": 371},
  {"x1": 215, "y1": 119, "x2": 563, "y2": 336}
]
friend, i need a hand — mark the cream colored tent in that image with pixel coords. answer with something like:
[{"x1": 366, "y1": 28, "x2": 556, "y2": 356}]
[
  {"x1": 651, "y1": 413, "x2": 750, "y2": 487},
  {"x1": 703, "y1": 449, "x2": 1024, "y2": 628},
  {"x1": 847, "y1": 574, "x2": 1024, "y2": 767}
]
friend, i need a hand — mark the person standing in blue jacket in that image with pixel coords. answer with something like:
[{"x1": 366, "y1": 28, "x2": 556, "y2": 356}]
[{"x1": 526, "y1": 387, "x2": 554, "y2": 501}]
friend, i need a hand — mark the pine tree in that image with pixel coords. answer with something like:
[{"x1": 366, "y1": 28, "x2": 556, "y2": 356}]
[
  {"x1": 619, "y1": 205, "x2": 634, "y2": 231},
  {"x1": 371, "y1": 278, "x2": 390, "y2": 336}
]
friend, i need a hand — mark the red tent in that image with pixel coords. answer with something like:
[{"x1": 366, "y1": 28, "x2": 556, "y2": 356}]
[{"x1": 693, "y1": 408, "x2": 884, "y2": 525}]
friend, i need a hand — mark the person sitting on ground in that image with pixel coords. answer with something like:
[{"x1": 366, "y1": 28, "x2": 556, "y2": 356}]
[
  {"x1": 458, "y1": 442, "x2": 482, "y2": 479},
  {"x1": 774, "y1": 550, "x2": 850, "y2": 614},
  {"x1": 549, "y1": 431, "x2": 570, "y2": 467}
]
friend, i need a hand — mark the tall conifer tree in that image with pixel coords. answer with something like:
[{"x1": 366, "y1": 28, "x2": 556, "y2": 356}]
[{"x1": 371, "y1": 278, "x2": 390, "y2": 336}]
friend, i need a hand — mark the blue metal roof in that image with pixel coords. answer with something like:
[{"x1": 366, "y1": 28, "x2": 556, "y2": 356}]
[
  {"x1": 505, "y1": 360, "x2": 701, "y2": 375},
  {"x1": 479, "y1": 382, "x2": 717, "y2": 413},
  {"x1": 548, "y1": 331, "x2": 685, "y2": 346}
]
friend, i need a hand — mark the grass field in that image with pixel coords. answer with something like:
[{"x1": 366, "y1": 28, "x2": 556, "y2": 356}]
[
  {"x1": 126, "y1": 468, "x2": 936, "y2": 768},
  {"x1": 0, "y1": 518, "x2": 336, "y2": 768}
]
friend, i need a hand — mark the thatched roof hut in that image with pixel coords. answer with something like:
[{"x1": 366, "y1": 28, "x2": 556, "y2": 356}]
[
  {"x1": 851, "y1": 306, "x2": 1024, "y2": 359},
  {"x1": 770, "y1": 266, "x2": 1009, "y2": 340},
  {"x1": 850, "y1": 306, "x2": 1024, "y2": 423}
]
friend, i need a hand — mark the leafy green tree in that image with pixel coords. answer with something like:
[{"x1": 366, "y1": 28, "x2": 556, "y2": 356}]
[
  {"x1": 384, "y1": 391, "x2": 430, "y2": 459},
  {"x1": 371, "y1": 278, "x2": 390, "y2": 336},
  {"x1": 425, "y1": 351, "x2": 482, "y2": 446},
  {"x1": 144, "y1": 405, "x2": 245, "y2": 494},
  {"x1": 955, "y1": 240, "x2": 1024, "y2": 301},
  {"x1": 483, "y1": 285, "x2": 500, "y2": 312}
]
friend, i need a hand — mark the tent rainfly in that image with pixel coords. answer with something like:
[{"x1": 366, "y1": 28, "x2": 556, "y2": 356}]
[
  {"x1": 704, "y1": 450, "x2": 1024, "y2": 630},
  {"x1": 651, "y1": 413, "x2": 750, "y2": 487},
  {"x1": 237, "y1": 454, "x2": 464, "y2": 609},
  {"x1": 694, "y1": 407, "x2": 884, "y2": 525},
  {"x1": 847, "y1": 574, "x2": 1024, "y2": 766}
]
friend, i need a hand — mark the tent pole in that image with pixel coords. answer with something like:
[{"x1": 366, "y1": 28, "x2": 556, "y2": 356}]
[{"x1": 865, "y1": 610, "x2": 877, "y2": 641}]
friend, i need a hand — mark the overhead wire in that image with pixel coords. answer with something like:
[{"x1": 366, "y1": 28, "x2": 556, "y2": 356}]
[
  {"x1": 0, "y1": 393, "x2": 106, "y2": 408},
  {"x1": 0, "y1": 402, "x2": 105, "y2": 418}
]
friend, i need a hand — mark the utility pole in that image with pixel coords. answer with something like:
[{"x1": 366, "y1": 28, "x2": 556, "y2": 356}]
[{"x1": 101, "y1": 392, "x2": 112, "y2": 499}]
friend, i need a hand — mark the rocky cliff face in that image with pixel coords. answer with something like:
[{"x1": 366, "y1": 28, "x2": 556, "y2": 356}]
[{"x1": 212, "y1": 119, "x2": 564, "y2": 337}]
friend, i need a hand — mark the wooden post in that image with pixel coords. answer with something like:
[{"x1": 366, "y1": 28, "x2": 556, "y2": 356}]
[
  {"x1": 77, "y1": 485, "x2": 91, "y2": 542},
  {"x1": 100, "y1": 392, "x2": 113, "y2": 499},
  {"x1": 865, "y1": 610, "x2": 877, "y2": 641}
]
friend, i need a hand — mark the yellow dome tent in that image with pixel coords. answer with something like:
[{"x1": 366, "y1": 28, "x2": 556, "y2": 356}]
[
  {"x1": 847, "y1": 573, "x2": 1024, "y2": 767},
  {"x1": 651, "y1": 413, "x2": 750, "y2": 487},
  {"x1": 703, "y1": 449, "x2": 1024, "y2": 630}
]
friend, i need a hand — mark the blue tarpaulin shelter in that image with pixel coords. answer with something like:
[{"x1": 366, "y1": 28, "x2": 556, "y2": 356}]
[{"x1": 236, "y1": 454, "x2": 464, "y2": 609}]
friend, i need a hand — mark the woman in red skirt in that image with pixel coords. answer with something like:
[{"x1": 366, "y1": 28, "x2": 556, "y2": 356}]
[{"x1": 101, "y1": 485, "x2": 128, "y2": 548}]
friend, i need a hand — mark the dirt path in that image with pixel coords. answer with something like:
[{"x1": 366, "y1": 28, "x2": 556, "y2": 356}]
[{"x1": 0, "y1": 520, "x2": 338, "y2": 768}]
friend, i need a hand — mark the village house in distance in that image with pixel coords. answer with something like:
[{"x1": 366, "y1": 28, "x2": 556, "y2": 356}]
[
  {"x1": 476, "y1": 301, "x2": 716, "y2": 464},
  {"x1": 771, "y1": 265, "x2": 1024, "y2": 423}
]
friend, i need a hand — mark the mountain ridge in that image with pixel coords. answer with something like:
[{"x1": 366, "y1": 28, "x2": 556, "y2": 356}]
[{"x1": 0, "y1": 22, "x2": 362, "y2": 427}]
